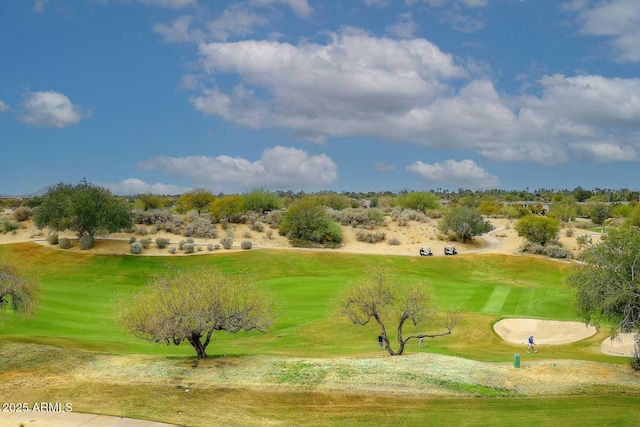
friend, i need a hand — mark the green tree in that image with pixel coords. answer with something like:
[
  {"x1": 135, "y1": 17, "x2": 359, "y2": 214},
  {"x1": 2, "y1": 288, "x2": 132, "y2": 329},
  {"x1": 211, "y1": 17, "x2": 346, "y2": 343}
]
[
  {"x1": 336, "y1": 267, "x2": 459, "y2": 356},
  {"x1": 0, "y1": 259, "x2": 38, "y2": 316},
  {"x1": 515, "y1": 215, "x2": 560, "y2": 245},
  {"x1": 279, "y1": 197, "x2": 342, "y2": 247},
  {"x1": 567, "y1": 229, "x2": 640, "y2": 367},
  {"x1": 626, "y1": 204, "x2": 640, "y2": 228},
  {"x1": 210, "y1": 195, "x2": 245, "y2": 222},
  {"x1": 135, "y1": 194, "x2": 169, "y2": 211},
  {"x1": 585, "y1": 202, "x2": 610, "y2": 226},
  {"x1": 439, "y1": 205, "x2": 493, "y2": 243},
  {"x1": 396, "y1": 192, "x2": 440, "y2": 213},
  {"x1": 34, "y1": 181, "x2": 133, "y2": 242},
  {"x1": 548, "y1": 196, "x2": 578, "y2": 224},
  {"x1": 242, "y1": 187, "x2": 282, "y2": 214},
  {"x1": 179, "y1": 189, "x2": 215, "y2": 216},
  {"x1": 478, "y1": 198, "x2": 501, "y2": 217},
  {"x1": 118, "y1": 267, "x2": 276, "y2": 359}
]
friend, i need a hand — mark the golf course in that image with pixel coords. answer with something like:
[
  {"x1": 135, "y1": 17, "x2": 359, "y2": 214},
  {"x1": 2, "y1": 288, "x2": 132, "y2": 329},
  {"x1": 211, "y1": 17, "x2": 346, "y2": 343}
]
[{"x1": 2, "y1": 241, "x2": 639, "y2": 426}]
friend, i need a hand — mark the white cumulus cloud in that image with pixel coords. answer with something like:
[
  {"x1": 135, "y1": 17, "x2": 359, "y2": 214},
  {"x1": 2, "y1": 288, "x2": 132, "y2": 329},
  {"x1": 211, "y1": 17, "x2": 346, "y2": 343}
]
[
  {"x1": 103, "y1": 178, "x2": 191, "y2": 195},
  {"x1": 0, "y1": 100, "x2": 9, "y2": 113},
  {"x1": 250, "y1": 0, "x2": 313, "y2": 17},
  {"x1": 406, "y1": 159, "x2": 500, "y2": 189},
  {"x1": 20, "y1": 91, "x2": 89, "y2": 128},
  {"x1": 571, "y1": 0, "x2": 640, "y2": 62},
  {"x1": 136, "y1": 146, "x2": 338, "y2": 192}
]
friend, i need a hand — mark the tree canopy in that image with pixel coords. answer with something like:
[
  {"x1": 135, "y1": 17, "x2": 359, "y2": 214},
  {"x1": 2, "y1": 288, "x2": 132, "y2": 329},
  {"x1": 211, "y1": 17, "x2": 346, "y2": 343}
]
[
  {"x1": 515, "y1": 215, "x2": 560, "y2": 246},
  {"x1": 336, "y1": 267, "x2": 459, "y2": 356},
  {"x1": 0, "y1": 260, "x2": 38, "y2": 316},
  {"x1": 396, "y1": 191, "x2": 440, "y2": 213},
  {"x1": 34, "y1": 181, "x2": 133, "y2": 240},
  {"x1": 439, "y1": 205, "x2": 493, "y2": 243},
  {"x1": 178, "y1": 188, "x2": 215, "y2": 216},
  {"x1": 279, "y1": 197, "x2": 343, "y2": 247},
  {"x1": 118, "y1": 266, "x2": 276, "y2": 359},
  {"x1": 567, "y1": 228, "x2": 640, "y2": 340},
  {"x1": 242, "y1": 187, "x2": 282, "y2": 214}
]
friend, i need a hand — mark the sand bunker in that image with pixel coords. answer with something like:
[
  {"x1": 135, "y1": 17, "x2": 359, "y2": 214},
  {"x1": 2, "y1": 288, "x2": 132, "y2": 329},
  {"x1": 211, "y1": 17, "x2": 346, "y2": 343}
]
[
  {"x1": 494, "y1": 318, "x2": 597, "y2": 345},
  {"x1": 601, "y1": 333, "x2": 638, "y2": 357}
]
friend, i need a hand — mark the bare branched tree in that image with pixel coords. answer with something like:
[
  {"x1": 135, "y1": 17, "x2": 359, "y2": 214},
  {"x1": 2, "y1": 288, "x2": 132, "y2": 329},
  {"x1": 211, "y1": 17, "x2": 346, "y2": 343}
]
[
  {"x1": 0, "y1": 260, "x2": 38, "y2": 316},
  {"x1": 118, "y1": 266, "x2": 277, "y2": 359},
  {"x1": 337, "y1": 267, "x2": 460, "y2": 355}
]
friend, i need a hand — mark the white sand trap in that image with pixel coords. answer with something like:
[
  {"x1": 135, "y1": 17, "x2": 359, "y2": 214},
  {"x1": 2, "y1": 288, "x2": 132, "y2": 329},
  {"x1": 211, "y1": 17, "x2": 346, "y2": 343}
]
[
  {"x1": 600, "y1": 333, "x2": 638, "y2": 357},
  {"x1": 493, "y1": 318, "x2": 597, "y2": 345}
]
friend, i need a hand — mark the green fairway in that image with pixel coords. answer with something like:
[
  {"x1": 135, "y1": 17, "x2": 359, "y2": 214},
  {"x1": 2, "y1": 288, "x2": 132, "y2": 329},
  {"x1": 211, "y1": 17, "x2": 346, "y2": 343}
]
[
  {"x1": 0, "y1": 242, "x2": 587, "y2": 360},
  {"x1": 2, "y1": 242, "x2": 638, "y2": 427}
]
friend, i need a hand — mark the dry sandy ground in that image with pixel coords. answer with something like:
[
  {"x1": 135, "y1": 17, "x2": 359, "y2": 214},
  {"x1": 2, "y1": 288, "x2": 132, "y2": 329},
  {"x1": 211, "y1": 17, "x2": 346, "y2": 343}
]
[
  {"x1": 493, "y1": 319, "x2": 598, "y2": 345},
  {"x1": 0, "y1": 210, "x2": 601, "y2": 258}
]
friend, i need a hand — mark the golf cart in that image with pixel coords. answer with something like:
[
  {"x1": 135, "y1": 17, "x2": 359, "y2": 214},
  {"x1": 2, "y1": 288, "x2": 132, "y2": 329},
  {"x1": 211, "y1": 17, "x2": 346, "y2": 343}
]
[
  {"x1": 419, "y1": 246, "x2": 433, "y2": 256},
  {"x1": 444, "y1": 245, "x2": 457, "y2": 255}
]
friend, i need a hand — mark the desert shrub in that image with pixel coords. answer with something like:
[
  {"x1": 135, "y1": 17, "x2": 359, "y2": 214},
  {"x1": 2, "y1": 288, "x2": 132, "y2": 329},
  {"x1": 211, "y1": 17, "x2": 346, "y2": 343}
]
[
  {"x1": 149, "y1": 226, "x2": 158, "y2": 234},
  {"x1": 59, "y1": 238, "x2": 71, "y2": 249},
  {"x1": 130, "y1": 241, "x2": 143, "y2": 254},
  {"x1": 187, "y1": 238, "x2": 194, "y2": 244},
  {"x1": 265, "y1": 211, "x2": 283, "y2": 229},
  {"x1": 251, "y1": 221, "x2": 265, "y2": 232},
  {"x1": 241, "y1": 240, "x2": 252, "y2": 250},
  {"x1": 565, "y1": 228, "x2": 574, "y2": 238},
  {"x1": 576, "y1": 234, "x2": 592, "y2": 250},
  {"x1": 79, "y1": 235, "x2": 94, "y2": 250},
  {"x1": 574, "y1": 220, "x2": 596, "y2": 229},
  {"x1": 265, "y1": 229, "x2": 273, "y2": 239},
  {"x1": 220, "y1": 236, "x2": 233, "y2": 249},
  {"x1": 312, "y1": 193, "x2": 353, "y2": 210},
  {"x1": 178, "y1": 240, "x2": 187, "y2": 250},
  {"x1": 214, "y1": 244, "x2": 220, "y2": 250},
  {"x1": 355, "y1": 230, "x2": 386, "y2": 243},
  {"x1": 182, "y1": 217, "x2": 217, "y2": 239},
  {"x1": 220, "y1": 218, "x2": 229, "y2": 230},
  {"x1": 197, "y1": 245, "x2": 203, "y2": 251},
  {"x1": 328, "y1": 208, "x2": 385, "y2": 229},
  {"x1": 2, "y1": 220, "x2": 19, "y2": 232},
  {"x1": 280, "y1": 197, "x2": 343, "y2": 246},
  {"x1": 136, "y1": 227, "x2": 148, "y2": 236},
  {"x1": 242, "y1": 231, "x2": 252, "y2": 238},
  {"x1": 129, "y1": 236, "x2": 137, "y2": 243},
  {"x1": 12, "y1": 207, "x2": 33, "y2": 222},
  {"x1": 182, "y1": 243, "x2": 195, "y2": 254},
  {"x1": 46, "y1": 233, "x2": 59, "y2": 245},
  {"x1": 519, "y1": 242, "x2": 572, "y2": 259},
  {"x1": 388, "y1": 237, "x2": 400, "y2": 245},
  {"x1": 391, "y1": 208, "x2": 428, "y2": 225},
  {"x1": 515, "y1": 215, "x2": 560, "y2": 246},
  {"x1": 543, "y1": 243, "x2": 572, "y2": 259},
  {"x1": 131, "y1": 208, "x2": 175, "y2": 225},
  {"x1": 140, "y1": 238, "x2": 152, "y2": 249},
  {"x1": 210, "y1": 195, "x2": 245, "y2": 222},
  {"x1": 155, "y1": 238, "x2": 169, "y2": 249},
  {"x1": 168, "y1": 246, "x2": 177, "y2": 254},
  {"x1": 207, "y1": 243, "x2": 214, "y2": 251}
]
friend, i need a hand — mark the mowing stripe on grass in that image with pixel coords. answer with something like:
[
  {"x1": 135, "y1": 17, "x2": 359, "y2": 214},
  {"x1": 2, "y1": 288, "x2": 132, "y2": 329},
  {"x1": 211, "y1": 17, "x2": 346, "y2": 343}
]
[{"x1": 481, "y1": 286, "x2": 511, "y2": 314}]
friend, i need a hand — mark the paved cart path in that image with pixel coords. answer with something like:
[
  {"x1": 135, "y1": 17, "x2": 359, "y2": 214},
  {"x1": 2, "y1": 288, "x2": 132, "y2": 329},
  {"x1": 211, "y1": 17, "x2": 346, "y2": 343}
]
[{"x1": 0, "y1": 411, "x2": 181, "y2": 427}]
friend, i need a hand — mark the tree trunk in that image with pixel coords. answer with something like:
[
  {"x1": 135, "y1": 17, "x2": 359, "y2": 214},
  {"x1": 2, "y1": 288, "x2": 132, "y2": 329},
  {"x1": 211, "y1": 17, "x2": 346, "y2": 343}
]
[{"x1": 188, "y1": 333, "x2": 208, "y2": 359}]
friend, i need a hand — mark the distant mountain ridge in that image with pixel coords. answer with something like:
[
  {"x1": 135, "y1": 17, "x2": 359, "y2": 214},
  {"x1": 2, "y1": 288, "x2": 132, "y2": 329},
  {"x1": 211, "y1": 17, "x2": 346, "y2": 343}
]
[{"x1": 0, "y1": 186, "x2": 49, "y2": 198}]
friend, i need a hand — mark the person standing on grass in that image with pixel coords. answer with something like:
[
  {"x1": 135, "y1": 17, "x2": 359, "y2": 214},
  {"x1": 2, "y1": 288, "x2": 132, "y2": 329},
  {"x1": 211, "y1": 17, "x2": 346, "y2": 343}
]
[
  {"x1": 527, "y1": 335, "x2": 537, "y2": 353},
  {"x1": 418, "y1": 333, "x2": 424, "y2": 348},
  {"x1": 378, "y1": 335, "x2": 383, "y2": 350}
]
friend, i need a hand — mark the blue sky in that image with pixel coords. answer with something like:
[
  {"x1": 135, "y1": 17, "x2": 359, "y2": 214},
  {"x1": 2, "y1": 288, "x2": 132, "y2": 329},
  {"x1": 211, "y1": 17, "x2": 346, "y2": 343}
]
[{"x1": 1, "y1": 0, "x2": 639, "y2": 195}]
